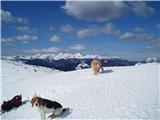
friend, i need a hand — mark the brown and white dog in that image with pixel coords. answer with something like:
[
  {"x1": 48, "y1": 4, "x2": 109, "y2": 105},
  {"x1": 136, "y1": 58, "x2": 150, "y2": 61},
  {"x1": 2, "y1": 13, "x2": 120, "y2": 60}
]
[
  {"x1": 91, "y1": 59, "x2": 104, "y2": 75},
  {"x1": 31, "y1": 95, "x2": 63, "y2": 120}
]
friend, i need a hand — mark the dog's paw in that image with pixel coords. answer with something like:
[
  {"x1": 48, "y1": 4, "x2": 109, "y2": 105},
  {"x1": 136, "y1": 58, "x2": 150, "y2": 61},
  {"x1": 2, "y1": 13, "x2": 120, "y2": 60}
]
[{"x1": 48, "y1": 113, "x2": 57, "y2": 119}]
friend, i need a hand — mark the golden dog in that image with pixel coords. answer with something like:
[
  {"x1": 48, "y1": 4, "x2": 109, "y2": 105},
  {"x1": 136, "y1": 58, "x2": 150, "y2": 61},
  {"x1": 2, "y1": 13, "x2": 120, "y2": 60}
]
[{"x1": 91, "y1": 59, "x2": 104, "y2": 75}]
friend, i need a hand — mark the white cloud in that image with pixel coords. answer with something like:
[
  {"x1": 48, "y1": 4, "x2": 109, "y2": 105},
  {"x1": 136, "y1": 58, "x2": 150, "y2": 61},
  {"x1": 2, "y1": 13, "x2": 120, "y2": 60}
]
[
  {"x1": 1, "y1": 9, "x2": 28, "y2": 24},
  {"x1": 69, "y1": 22, "x2": 157, "y2": 42},
  {"x1": 24, "y1": 47, "x2": 60, "y2": 54},
  {"x1": 120, "y1": 26, "x2": 158, "y2": 41},
  {"x1": 69, "y1": 44, "x2": 86, "y2": 50},
  {"x1": 48, "y1": 25, "x2": 55, "y2": 31},
  {"x1": 60, "y1": 24, "x2": 74, "y2": 32},
  {"x1": 16, "y1": 26, "x2": 30, "y2": 31},
  {"x1": 21, "y1": 41, "x2": 29, "y2": 44},
  {"x1": 62, "y1": 1, "x2": 128, "y2": 22},
  {"x1": 128, "y1": 1, "x2": 154, "y2": 17},
  {"x1": 1, "y1": 38, "x2": 15, "y2": 45},
  {"x1": 62, "y1": 1, "x2": 154, "y2": 22},
  {"x1": 77, "y1": 23, "x2": 120, "y2": 38},
  {"x1": 145, "y1": 43, "x2": 160, "y2": 52},
  {"x1": 1, "y1": 9, "x2": 12, "y2": 22},
  {"x1": 120, "y1": 32, "x2": 157, "y2": 41},
  {"x1": 2, "y1": 35, "x2": 37, "y2": 45},
  {"x1": 133, "y1": 27, "x2": 145, "y2": 32},
  {"x1": 16, "y1": 34, "x2": 38, "y2": 41},
  {"x1": 77, "y1": 27, "x2": 99, "y2": 38},
  {"x1": 50, "y1": 35, "x2": 62, "y2": 42},
  {"x1": 156, "y1": 24, "x2": 160, "y2": 30},
  {"x1": 120, "y1": 32, "x2": 136, "y2": 40},
  {"x1": 101, "y1": 23, "x2": 121, "y2": 35},
  {"x1": 15, "y1": 26, "x2": 37, "y2": 34}
]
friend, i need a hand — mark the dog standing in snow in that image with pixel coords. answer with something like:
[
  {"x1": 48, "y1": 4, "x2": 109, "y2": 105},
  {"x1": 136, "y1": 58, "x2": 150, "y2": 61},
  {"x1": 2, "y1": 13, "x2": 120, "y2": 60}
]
[
  {"x1": 31, "y1": 95, "x2": 63, "y2": 120},
  {"x1": 91, "y1": 59, "x2": 104, "y2": 75}
]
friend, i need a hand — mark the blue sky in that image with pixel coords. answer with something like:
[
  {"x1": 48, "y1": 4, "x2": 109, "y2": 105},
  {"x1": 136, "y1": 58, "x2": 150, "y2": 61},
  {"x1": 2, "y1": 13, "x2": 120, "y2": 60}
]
[{"x1": 1, "y1": 1, "x2": 160, "y2": 60}]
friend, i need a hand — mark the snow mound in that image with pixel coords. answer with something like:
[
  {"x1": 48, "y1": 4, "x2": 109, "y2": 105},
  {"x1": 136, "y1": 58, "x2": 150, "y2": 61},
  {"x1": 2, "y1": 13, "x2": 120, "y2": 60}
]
[{"x1": 1, "y1": 60, "x2": 159, "y2": 119}]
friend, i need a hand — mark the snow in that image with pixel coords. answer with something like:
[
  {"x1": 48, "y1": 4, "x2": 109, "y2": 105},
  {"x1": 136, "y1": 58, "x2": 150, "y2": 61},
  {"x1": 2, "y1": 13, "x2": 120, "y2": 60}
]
[
  {"x1": 0, "y1": 60, "x2": 159, "y2": 120},
  {"x1": 2, "y1": 53, "x2": 121, "y2": 61},
  {"x1": 76, "y1": 61, "x2": 90, "y2": 70},
  {"x1": 146, "y1": 57, "x2": 159, "y2": 63}
]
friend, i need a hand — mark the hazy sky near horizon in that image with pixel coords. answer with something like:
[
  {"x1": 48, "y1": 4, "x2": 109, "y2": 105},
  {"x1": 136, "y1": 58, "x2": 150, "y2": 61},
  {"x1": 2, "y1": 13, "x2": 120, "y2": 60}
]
[{"x1": 1, "y1": 1, "x2": 160, "y2": 60}]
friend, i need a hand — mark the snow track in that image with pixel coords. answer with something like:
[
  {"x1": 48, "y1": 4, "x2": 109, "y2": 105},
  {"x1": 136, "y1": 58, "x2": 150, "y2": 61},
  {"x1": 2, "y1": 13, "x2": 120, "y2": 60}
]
[{"x1": 1, "y1": 60, "x2": 159, "y2": 119}]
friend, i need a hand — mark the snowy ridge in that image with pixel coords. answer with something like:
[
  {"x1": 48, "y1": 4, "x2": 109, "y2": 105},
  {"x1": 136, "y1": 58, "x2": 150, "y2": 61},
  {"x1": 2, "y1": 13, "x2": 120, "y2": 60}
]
[
  {"x1": 1, "y1": 60, "x2": 159, "y2": 119},
  {"x1": 1, "y1": 53, "x2": 136, "y2": 71},
  {"x1": 31, "y1": 53, "x2": 120, "y2": 60},
  {"x1": 2, "y1": 53, "x2": 121, "y2": 60},
  {"x1": 145, "y1": 57, "x2": 160, "y2": 63}
]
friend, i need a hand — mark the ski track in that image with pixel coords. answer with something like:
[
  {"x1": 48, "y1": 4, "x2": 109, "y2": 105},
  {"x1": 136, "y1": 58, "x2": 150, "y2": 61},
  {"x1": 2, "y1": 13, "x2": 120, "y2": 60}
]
[{"x1": 0, "y1": 60, "x2": 159, "y2": 120}]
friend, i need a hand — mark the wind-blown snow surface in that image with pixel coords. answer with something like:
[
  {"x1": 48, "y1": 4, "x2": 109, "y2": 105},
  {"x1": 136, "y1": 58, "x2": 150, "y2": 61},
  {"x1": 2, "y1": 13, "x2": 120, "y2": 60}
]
[{"x1": 1, "y1": 60, "x2": 159, "y2": 119}]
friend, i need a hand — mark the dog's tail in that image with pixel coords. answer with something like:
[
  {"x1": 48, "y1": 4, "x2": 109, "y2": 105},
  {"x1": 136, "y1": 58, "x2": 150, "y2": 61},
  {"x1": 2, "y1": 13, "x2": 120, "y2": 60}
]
[{"x1": 62, "y1": 107, "x2": 72, "y2": 113}]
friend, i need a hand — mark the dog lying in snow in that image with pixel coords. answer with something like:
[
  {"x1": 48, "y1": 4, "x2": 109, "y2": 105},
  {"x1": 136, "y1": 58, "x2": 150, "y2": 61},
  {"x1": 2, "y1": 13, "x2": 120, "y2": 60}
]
[
  {"x1": 91, "y1": 59, "x2": 104, "y2": 75},
  {"x1": 1, "y1": 94, "x2": 22, "y2": 114},
  {"x1": 31, "y1": 95, "x2": 64, "y2": 120}
]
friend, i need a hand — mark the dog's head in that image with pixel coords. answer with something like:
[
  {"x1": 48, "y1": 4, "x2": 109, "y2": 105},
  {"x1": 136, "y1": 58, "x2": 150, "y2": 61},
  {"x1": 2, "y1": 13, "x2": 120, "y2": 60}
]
[
  {"x1": 31, "y1": 96, "x2": 40, "y2": 107},
  {"x1": 12, "y1": 94, "x2": 22, "y2": 101}
]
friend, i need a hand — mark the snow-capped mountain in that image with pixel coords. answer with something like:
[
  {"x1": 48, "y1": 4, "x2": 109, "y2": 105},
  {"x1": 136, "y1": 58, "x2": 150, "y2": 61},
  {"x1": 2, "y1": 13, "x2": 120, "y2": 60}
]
[
  {"x1": 2, "y1": 53, "x2": 120, "y2": 60},
  {"x1": 2, "y1": 53, "x2": 137, "y2": 71},
  {"x1": 75, "y1": 60, "x2": 90, "y2": 70},
  {"x1": 1, "y1": 59, "x2": 159, "y2": 119},
  {"x1": 145, "y1": 57, "x2": 160, "y2": 63}
]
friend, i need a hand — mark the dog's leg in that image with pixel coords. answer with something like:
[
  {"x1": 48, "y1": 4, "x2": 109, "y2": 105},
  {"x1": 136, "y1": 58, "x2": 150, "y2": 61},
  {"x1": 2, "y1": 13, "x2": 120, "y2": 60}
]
[
  {"x1": 40, "y1": 112, "x2": 43, "y2": 120},
  {"x1": 93, "y1": 70, "x2": 97, "y2": 75},
  {"x1": 54, "y1": 108, "x2": 63, "y2": 116},
  {"x1": 49, "y1": 108, "x2": 63, "y2": 119},
  {"x1": 42, "y1": 113, "x2": 46, "y2": 120},
  {"x1": 39, "y1": 109, "x2": 42, "y2": 120},
  {"x1": 39, "y1": 109, "x2": 45, "y2": 120},
  {"x1": 96, "y1": 68, "x2": 100, "y2": 75},
  {"x1": 41, "y1": 113, "x2": 45, "y2": 120},
  {"x1": 97, "y1": 68, "x2": 100, "y2": 73},
  {"x1": 101, "y1": 67, "x2": 104, "y2": 73},
  {"x1": 93, "y1": 67, "x2": 98, "y2": 75},
  {"x1": 48, "y1": 113, "x2": 56, "y2": 119}
]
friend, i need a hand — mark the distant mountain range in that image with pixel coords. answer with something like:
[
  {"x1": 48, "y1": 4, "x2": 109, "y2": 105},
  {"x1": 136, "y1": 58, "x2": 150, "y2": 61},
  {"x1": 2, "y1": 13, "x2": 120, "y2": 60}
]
[{"x1": 2, "y1": 53, "x2": 159, "y2": 71}]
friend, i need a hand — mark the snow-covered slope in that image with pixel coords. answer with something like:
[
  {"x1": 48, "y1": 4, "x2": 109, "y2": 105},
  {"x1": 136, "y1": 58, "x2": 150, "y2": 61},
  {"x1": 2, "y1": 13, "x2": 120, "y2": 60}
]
[{"x1": 1, "y1": 60, "x2": 159, "y2": 119}]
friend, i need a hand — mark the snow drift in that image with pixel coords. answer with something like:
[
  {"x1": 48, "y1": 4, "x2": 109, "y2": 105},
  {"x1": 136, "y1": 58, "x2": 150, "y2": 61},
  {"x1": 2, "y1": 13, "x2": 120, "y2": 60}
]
[{"x1": 0, "y1": 60, "x2": 159, "y2": 119}]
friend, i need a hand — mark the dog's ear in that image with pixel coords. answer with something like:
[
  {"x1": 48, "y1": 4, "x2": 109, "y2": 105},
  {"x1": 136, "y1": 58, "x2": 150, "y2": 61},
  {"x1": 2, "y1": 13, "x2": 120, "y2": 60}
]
[
  {"x1": 30, "y1": 98, "x2": 34, "y2": 107},
  {"x1": 31, "y1": 103, "x2": 34, "y2": 107}
]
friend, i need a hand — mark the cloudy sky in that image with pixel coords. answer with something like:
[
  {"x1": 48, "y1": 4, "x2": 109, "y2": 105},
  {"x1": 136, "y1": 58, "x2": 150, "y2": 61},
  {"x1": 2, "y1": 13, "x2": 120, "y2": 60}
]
[{"x1": 1, "y1": 1, "x2": 160, "y2": 60}]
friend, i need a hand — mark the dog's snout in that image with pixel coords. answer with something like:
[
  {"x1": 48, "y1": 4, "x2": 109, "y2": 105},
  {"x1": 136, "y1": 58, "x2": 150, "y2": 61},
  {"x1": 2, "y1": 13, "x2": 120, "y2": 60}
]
[{"x1": 35, "y1": 103, "x2": 38, "y2": 106}]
